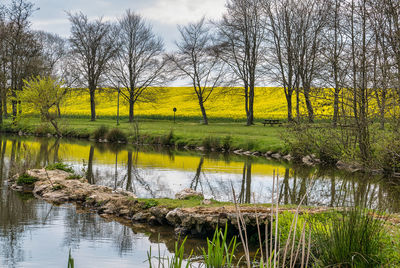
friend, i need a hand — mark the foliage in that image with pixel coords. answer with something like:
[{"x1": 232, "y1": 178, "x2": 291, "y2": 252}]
[
  {"x1": 222, "y1": 135, "x2": 233, "y2": 151},
  {"x1": 141, "y1": 199, "x2": 159, "y2": 209},
  {"x1": 106, "y1": 128, "x2": 127, "y2": 143},
  {"x1": 16, "y1": 174, "x2": 39, "y2": 186},
  {"x1": 66, "y1": 174, "x2": 82, "y2": 180},
  {"x1": 19, "y1": 76, "x2": 66, "y2": 136},
  {"x1": 312, "y1": 208, "x2": 385, "y2": 267},
  {"x1": 92, "y1": 125, "x2": 109, "y2": 140},
  {"x1": 147, "y1": 236, "x2": 192, "y2": 268},
  {"x1": 68, "y1": 249, "x2": 74, "y2": 268},
  {"x1": 46, "y1": 162, "x2": 74, "y2": 173},
  {"x1": 284, "y1": 124, "x2": 342, "y2": 164},
  {"x1": 202, "y1": 136, "x2": 220, "y2": 151},
  {"x1": 160, "y1": 129, "x2": 175, "y2": 146},
  {"x1": 201, "y1": 224, "x2": 238, "y2": 268}
]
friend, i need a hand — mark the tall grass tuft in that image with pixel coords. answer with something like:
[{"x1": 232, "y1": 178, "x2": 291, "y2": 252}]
[
  {"x1": 201, "y1": 224, "x2": 238, "y2": 268},
  {"x1": 147, "y1": 235, "x2": 192, "y2": 268},
  {"x1": 92, "y1": 125, "x2": 109, "y2": 140},
  {"x1": 106, "y1": 128, "x2": 127, "y2": 143},
  {"x1": 312, "y1": 207, "x2": 385, "y2": 267},
  {"x1": 67, "y1": 249, "x2": 74, "y2": 268}
]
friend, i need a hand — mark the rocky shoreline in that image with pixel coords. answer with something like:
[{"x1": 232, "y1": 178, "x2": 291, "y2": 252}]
[{"x1": 10, "y1": 168, "x2": 332, "y2": 237}]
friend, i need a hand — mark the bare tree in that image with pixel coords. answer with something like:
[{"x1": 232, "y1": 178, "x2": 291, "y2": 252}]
[
  {"x1": 294, "y1": 0, "x2": 328, "y2": 123},
  {"x1": 68, "y1": 12, "x2": 118, "y2": 121},
  {"x1": 110, "y1": 10, "x2": 167, "y2": 123},
  {"x1": 35, "y1": 30, "x2": 66, "y2": 77},
  {"x1": 320, "y1": 0, "x2": 349, "y2": 126},
  {"x1": 264, "y1": 0, "x2": 298, "y2": 122},
  {"x1": 216, "y1": 0, "x2": 265, "y2": 126},
  {"x1": 5, "y1": 0, "x2": 41, "y2": 120},
  {"x1": 169, "y1": 18, "x2": 225, "y2": 125}
]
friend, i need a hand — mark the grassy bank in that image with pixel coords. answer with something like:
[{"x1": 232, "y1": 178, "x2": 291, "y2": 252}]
[{"x1": 2, "y1": 116, "x2": 286, "y2": 153}]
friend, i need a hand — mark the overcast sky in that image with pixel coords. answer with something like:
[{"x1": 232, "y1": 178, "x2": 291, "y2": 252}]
[{"x1": 24, "y1": 0, "x2": 226, "y2": 51}]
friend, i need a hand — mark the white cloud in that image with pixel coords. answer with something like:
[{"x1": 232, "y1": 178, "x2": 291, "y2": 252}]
[{"x1": 140, "y1": 0, "x2": 226, "y2": 25}]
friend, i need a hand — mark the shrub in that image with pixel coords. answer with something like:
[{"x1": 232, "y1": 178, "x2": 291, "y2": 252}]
[
  {"x1": 141, "y1": 199, "x2": 159, "y2": 209},
  {"x1": 46, "y1": 163, "x2": 74, "y2": 173},
  {"x1": 106, "y1": 128, "x2": 127, "y2": 143},
  {"x1": 66, "y1": 174, "x2": 82, "y2": 180},
  {"x1": 160, "y1": 129, "x2": 175, "y2": 146},
  {"x1": 34, "y1": 123, "x2": 53, "y2": 136},
  {"x1": 17, "y1": 174, "x2": 39, "y2": 186},
  {"x1": 202, "y1": 136, "x2": 220, "y2": 151},
  {"x1": 92, "y1": 125, "x2": 109, "y2": 140},
  {"x1": 222, "y1": 135, "x2": 232, "y2": 151},
  {"x1": 312, "y1": 208, "x2": 385, "y2": 267}
]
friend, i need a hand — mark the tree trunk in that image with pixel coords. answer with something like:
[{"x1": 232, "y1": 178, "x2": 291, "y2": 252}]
[
  {"x1": 90, "y1": 87, "x2": 96, "y2": 121},
  {"x1": 247, "y1": 85, "x2": 254, "y2": 126},
  {"x1": 244, "y1": 84, "x2": 249, "y2": 122},
  {"x1": 2, "y1": 92, "x2": 7, "y2": 119},
  {"x1": 333, "y1": 88, "x2": 340, "y2": 127},
  {"x1": 285, "y1": 90, "x2": 293, "y2": 122},
  {"x1": 303, "y1": 86, "x2": 314, "y2": 123},
  {"x1": 0, "y1": 94, "x2": 3, "y2": 125},
  {"x1": 12, "y1": 99, "x2": 17, "y2": 122},
  {"x1": 129, "y1": 91, "x2": 134, "y2": 123},
  {"x1": 57, "y1": 104, "x2": 61, "y2": 118},
  {"x1": 199, "y1": 99, "x2": 208, "y2": 125}
]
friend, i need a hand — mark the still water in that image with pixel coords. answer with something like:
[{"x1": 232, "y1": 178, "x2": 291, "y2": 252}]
[{"x1": 0, "y1": 135, "x2": 399, "y2": 267}]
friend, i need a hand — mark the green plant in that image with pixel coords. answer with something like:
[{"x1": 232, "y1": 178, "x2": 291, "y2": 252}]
[
  {"x1": 312, "y1": 208, "x2": 385, "y2": 267},
  {"x1": 160, "y1": 129, "x2": 175, "y2": 146},
  {"x1": 16, "y1": 174, "x2": 39, "y2": 186},
  {"x1": 201, "y1": 224, "x2": 238, "y2": 268},
  {"x1": 147, "y1": 235, "x2": 192, "y2": 268},
  {"x1": 222, "y1": 135, "x2": 232, "y2": 151},
  {"x1": 46, "y1": 163, "x2": 74, "y2": 173},
  {"x1": 66, "y1": 174, "x2": 82, "y2": 180},
  {"x1": 52, "y1": 184, "x2": 65, "y2": 190},
  {"x1": 68, "y1": 249, "x2": 74, "y2": 268},
  {"x1": 202, "y1": 136, "x2": 220, "y2": 151},
  {"x1": 92, "y1": 125, "x2": 109, "y2": 140},
  {"x1": 141, "y1": 199, "x2": 159, "y2": 209},
  {"x1": 106, "y1": 128, "x2": 127, "y2": 143}
]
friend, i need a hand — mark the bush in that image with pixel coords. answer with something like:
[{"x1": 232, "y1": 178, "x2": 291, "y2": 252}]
[
  {"x1": 34, "y1": 123, "x2": 53, "y2": 136},
  {"x1": 46, "y1": 162, "x2": 74, "y2": 173},
  {"x1": 202, "y1": 136, "x2": 220, "y2": 151},
  {"x1": 106, "y1": 128, "x2": 127, "y2": 143},
  {"x1": 222, "y1": 135, "x2": 232, "y2": 152},
  {"x1": 312, "y1": 208, "x2": 385, "y2": 267},
  {"x1": 92, "y1": 125, "x2": 109, "y2": 140},
  {"x1": 160, "y1": 129, "x2": 175, "y2": 146},
  {"x1": 17, "y1": 174, "x2": 39, "y2": 186}
]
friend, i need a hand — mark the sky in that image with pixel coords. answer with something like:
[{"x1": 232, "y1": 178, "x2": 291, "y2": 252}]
[{"x1": 24, "y1": 0, "x2": 227, "y2": 51}]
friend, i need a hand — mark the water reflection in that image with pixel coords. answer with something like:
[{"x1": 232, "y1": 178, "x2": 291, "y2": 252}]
[
  {"x1": 0, "y1": 135, "x2": 399, "y2": 213},
  {"x1": 1, "y1": 135, "x2": 400, "y2": 266}
]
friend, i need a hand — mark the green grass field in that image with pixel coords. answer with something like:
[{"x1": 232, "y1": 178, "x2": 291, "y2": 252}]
[{"x1": 5, "y1": 116, "x2": 286, "y2": 153}]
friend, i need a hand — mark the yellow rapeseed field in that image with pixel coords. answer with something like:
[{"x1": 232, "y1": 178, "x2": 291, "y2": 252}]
[
  {"x1": 58, "y1": 87, "x2": 336, "y2": 119},
  {"x1": 21, "y1": 86, "x2": 386, "y2": 120}
]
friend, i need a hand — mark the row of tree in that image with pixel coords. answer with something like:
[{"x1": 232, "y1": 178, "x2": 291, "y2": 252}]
[{"x1": 0, "y1": 0, "x2": 400, "y2": 130}]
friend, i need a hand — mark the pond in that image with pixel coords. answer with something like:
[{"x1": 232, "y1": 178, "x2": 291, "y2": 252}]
[{"x1": 1, "y1": 135, "x2": 399, "y2": 267}]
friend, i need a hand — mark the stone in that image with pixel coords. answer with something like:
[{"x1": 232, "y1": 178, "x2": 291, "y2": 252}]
[
  {"x1": 302, "y1": 155, "x2": 314, "y2": 166},
  {"x1": 282, "y1": 154, "x2": 293, "y2": 161},
  {"x1": 175, "y1": 188, "x2": 204, "y2": 200},
  {"x1": 271, "y1": 153, "x2": 281, "y2": 159},
  {"x1": 201, "y1": 199, "x2": 212, "y2": 205}
]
